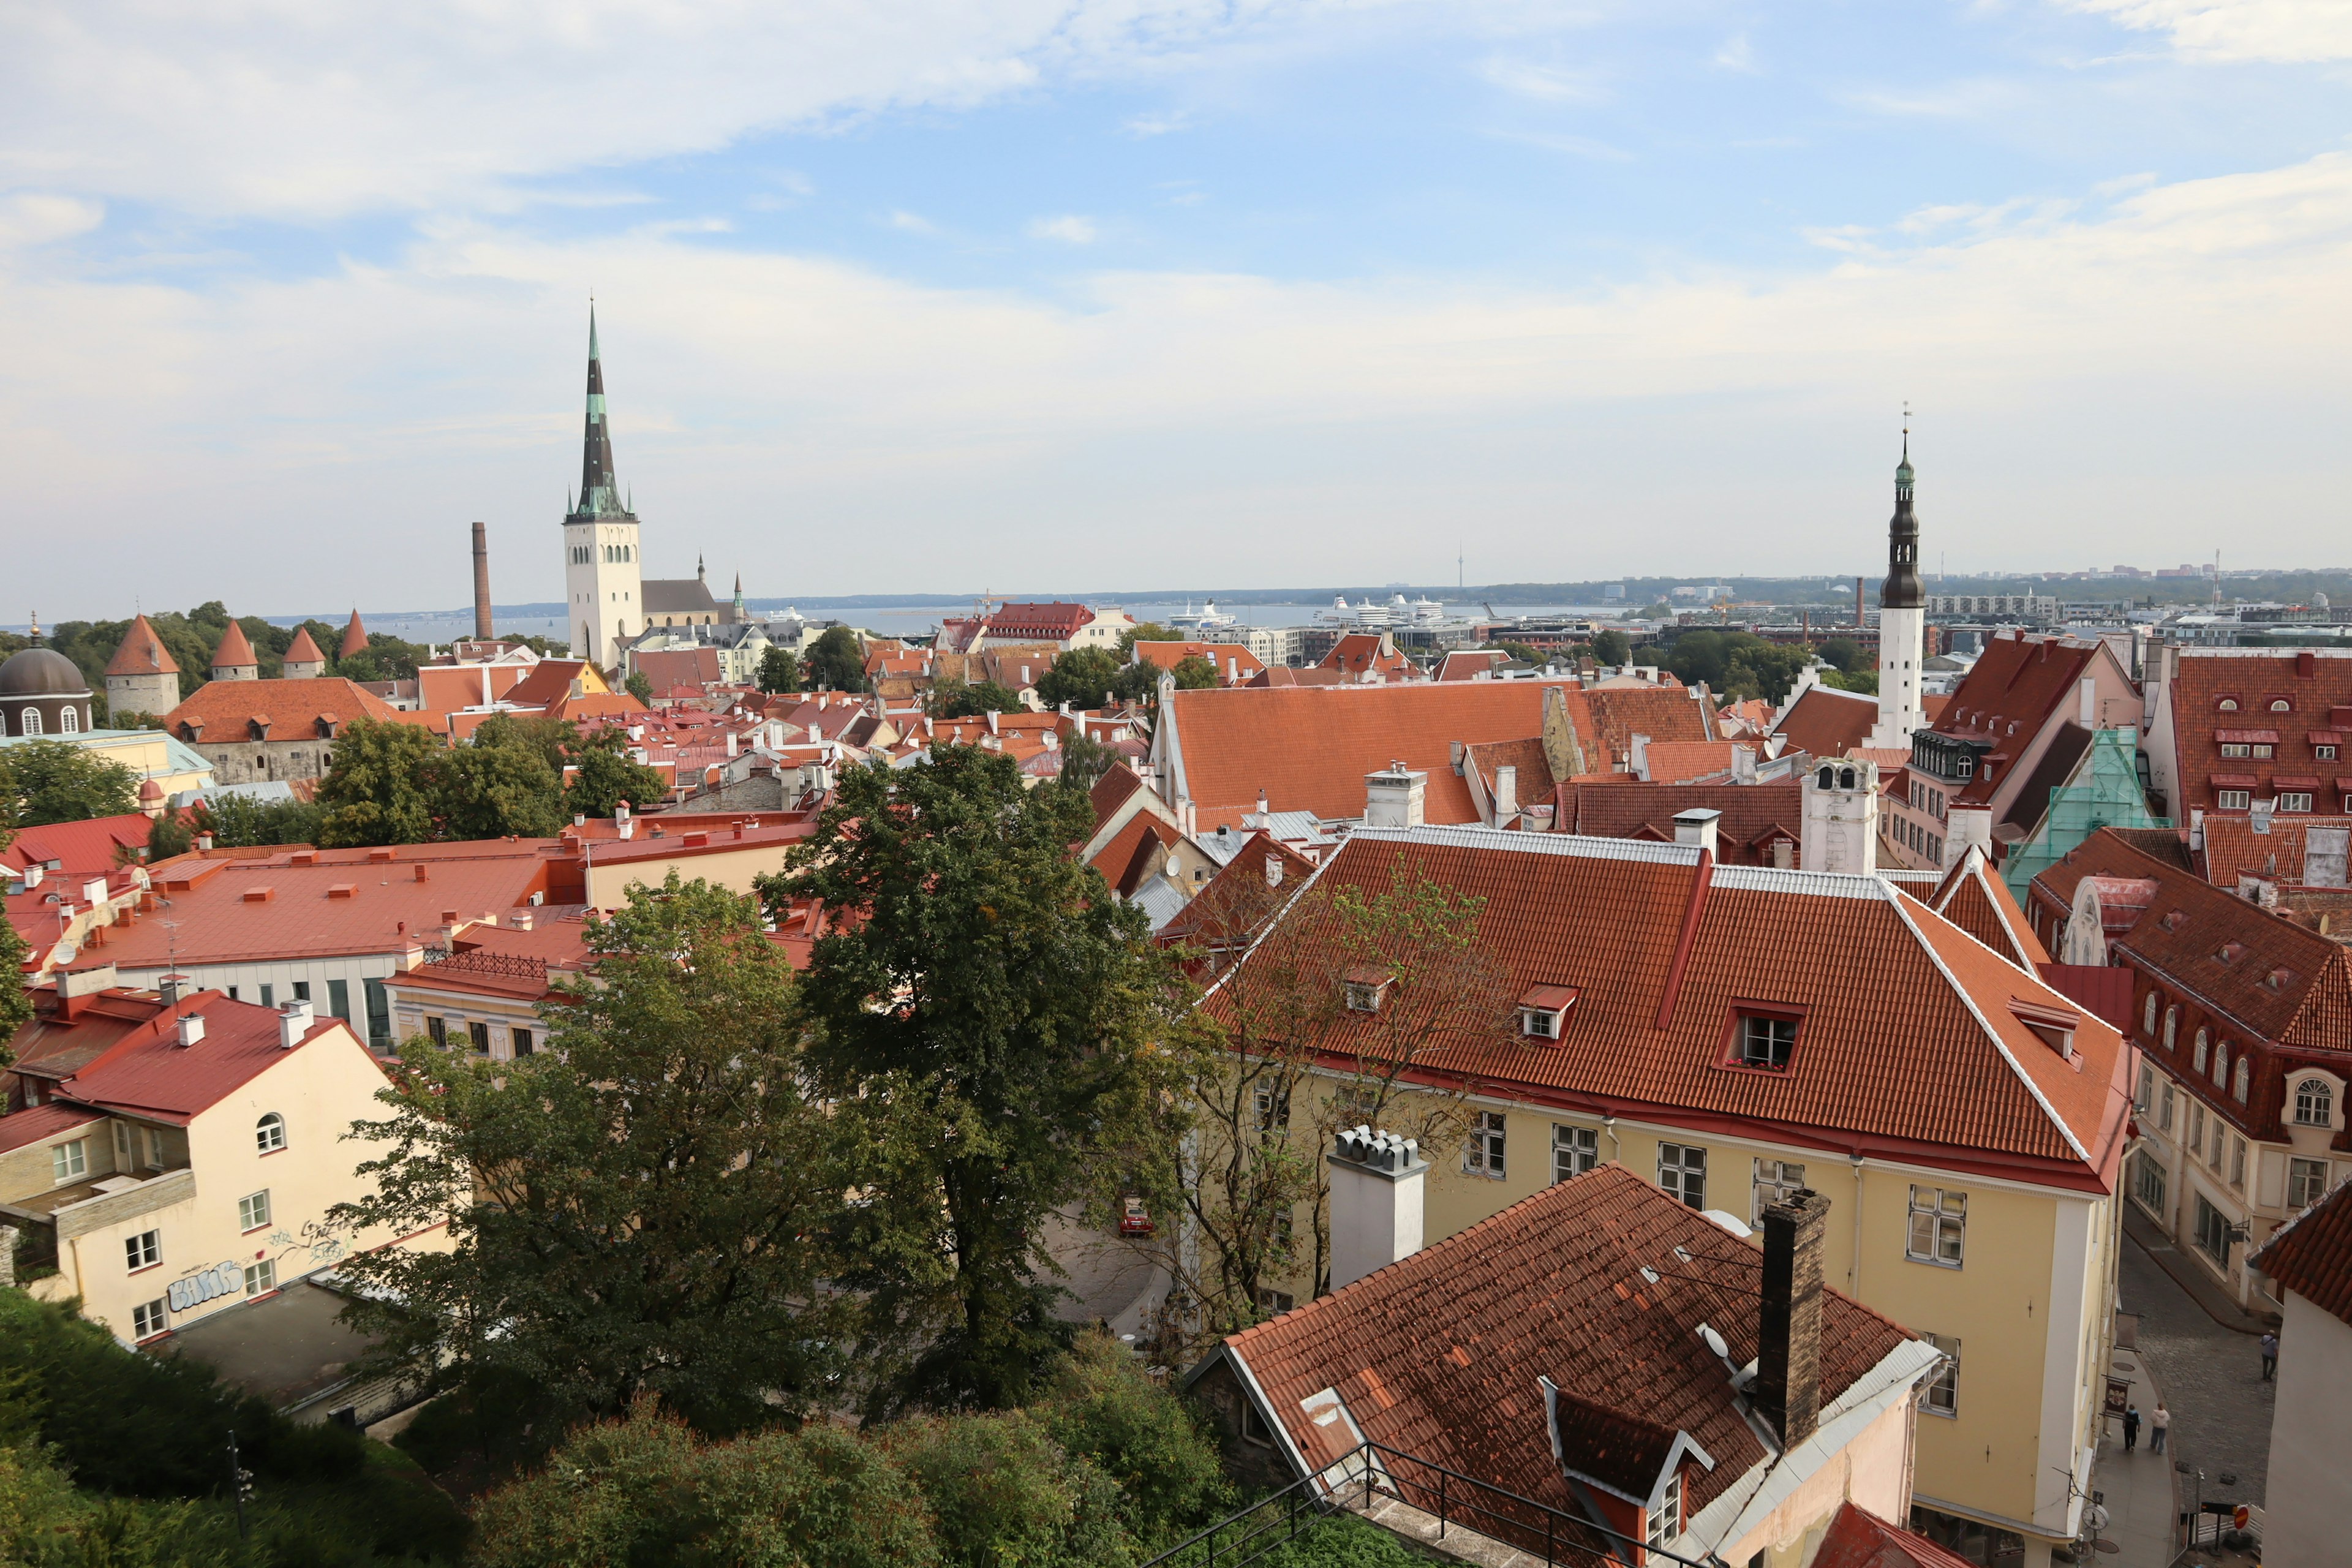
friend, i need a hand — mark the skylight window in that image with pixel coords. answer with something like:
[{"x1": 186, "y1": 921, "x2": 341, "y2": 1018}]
[{"x1": 1726, "y1": 1008, "x2": 1801, "y2": 1071}]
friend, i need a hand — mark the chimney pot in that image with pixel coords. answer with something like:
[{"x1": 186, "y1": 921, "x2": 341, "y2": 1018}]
[
  {"x1": 1673, "y1": 807, "x2": 1722, "y2": 858},
  {"x1": 1327, "y1": 1125, "x2": 1429, "y2": 1289},
  {"x1": 1755, "y1": 1188, "x2": 1829, "y2": 1449},
  {"x1": 413, "y1": 863, "x2": 429, "y2": 882},
  {"x1": 175, "y1": 1012, "x2": 206, "y2": 1048}
]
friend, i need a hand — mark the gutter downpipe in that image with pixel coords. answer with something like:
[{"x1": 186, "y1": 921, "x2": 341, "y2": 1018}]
[{"x1": 1850, "y1": 1153, "x2": 1866, "y2": 1295}]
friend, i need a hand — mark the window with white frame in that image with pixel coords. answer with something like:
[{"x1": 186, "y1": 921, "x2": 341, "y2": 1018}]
[
  {"x1": 2135, "y1": 1151, "x2": 2167, "y2": 1215},
  {"x1": 243, "y1": 1259, "x2": 276, "y2": 1296},
  {"x1": 124, "y1": 1229, "x2": 160, "y2": 1271},
  {"x1": 2231, "y1": 1137, "x2": 2247, "y2": 1189},
  {"x1": 1464, "y1": 1112, "x2": 1507, "y2": 1178},
  {"x1": 1732, "y1": 1012, "x2": 1798, "y2": 1070},
  {"x1": 2280, "y1": 792, "x2": 2315, "y2": 813},
  {"x1": 2217, "y1": 790, "x2": 2252, "y2": 810},
  {"x1": 2160, "y1": 1080, "x2": 2175, "y2": 1132},
  {"x1": 1907, "y1": 1186, "x2": 1966, "y2": 1267},
  {"x1": 1645, "y1": 1472, "x2": 1683, "y2": 1548},
  {"x1": 51, "y1": 1139, "x2": 85, "y2": 1183},
  {"x1": 1342, "y1": 978, "x2": 1388, "y2": 1012},
  {"x1": 2143, "y1": 993, "x2": 2158, "y2": 1036},
  {"x1": 1254, "y1": 1079, "x2": 1291, "y2": 1132},
  {"x1": 1255, "y1": 1287, "x2": 1295, "y2": 1316},
  {"x1": 2213, "y1": 1039, "x2": 2230, "y2": 1088},
  {"x1": 1753, "y1": 1159, "x2": 1807, "y2": 1222},
  {"x1": 2289, "y1": 1157, "x2": 2329, "y2": 1211},
  {"x1": 132, "y1": 1299, "x2": 168, "y2": 1340},
  {"x1": 2212, "y1": 1116, "x2": 2226, "y2": 1168},
  {"x1": 255, "y1": 1113, "x2": 286, "y2": 1154},
  {"x1": 2318, "y1": 745, "x2": 2340, "y2": 762},
  {"x1": 238, "y1": 1191, "x2": 271, "y2": 1232},
  {"x1": 1551, "y1": 1124, "x2": 1598, "y2": 1184},
  {"x1": 1920, "y1": 1332, "x2": 1961, "y2": 1415},
  {"x1": 2190, "y1": 1103, "x2": 2206, "y2": 1158},
  {"x1": 2233, "y1": 1058, "x2": 2250, "y2": 1104},
  {"x1": 143, "y1": 1126, "x2": 165, "y2": 1169},
  {"x1": 2194, "y1": 1030, "x2": 2210, "y2": 1074},
  {"x1": 2133, "y1": 1061, "x2": 2152, "y2": 1113},
  {"x1": 2163, "y1": 1007, "x2": 2177, "y2": 1050},
  {"x1": 2294, "y1": 1078, "x2": 2334, "y2": 1127},
  {"x1": 1658, "y1": 1144, "x2": 1706, "y2": 1208}
]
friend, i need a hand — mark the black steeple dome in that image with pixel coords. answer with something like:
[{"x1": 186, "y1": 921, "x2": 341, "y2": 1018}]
[
  {"x1": 1881, "y1": 429, "x2": 1923, "y2": 611},
  {"x1": 568, "y1": 307, "x2": 633, "y2": 524}
]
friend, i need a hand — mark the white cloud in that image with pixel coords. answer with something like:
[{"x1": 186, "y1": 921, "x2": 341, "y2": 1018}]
[
  {"x1": 1028, "y1": 214, "x2": 1099, "y2": 243},
  {"x1": 5, "y1": 153, "x2": 2351, "y2": 611},
  {"x1": 888, "y1": 209, "x2": 940, "y2": 235},
  {"x1": 1477, "y1": 57, "x2": 1607, "y2": 102},
  {"x1": 1712, "y1": 32, "x2": 1757, "y2": 72},
  {"x1": 2064, "y1": 0, "x2": 2352, "y2": 62},
  {"x1": 0, "y1": 193, "x2": 105, "y2": 250},
  {"x1": 1123, "y1": 110, "x2": 1193, "y2": 136}
]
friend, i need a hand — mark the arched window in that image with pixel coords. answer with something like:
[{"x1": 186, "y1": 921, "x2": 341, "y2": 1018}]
[
  {"x1": 59, "y1": 706, "x2": 77, "y2": 734},
  {"x1": 20, "y1": 707, "x2": 40, "y2": 736},
  {"x1": 1816, "y1": 765, "x2": 1834, "y2": 790},
  {"x1": 2218, "y1": 698, "x2": 2239, "y2": 712},
  {"x1": 255, "y1": 1113, "x2": 286, "y2": 1154},
  {"x1": 2213, "y1": 1040, "x2": 2230, "y2": 1087},
  {"x1": 2143, "y1": 993, "x2": 2158, "y2": 1036},
  {"x1": 2295, "y1": 1079, "x2": 2334, "y2": 1127},
  {"x1": 2271, "y1": 698, "x2": 2291, "y2": 712},
  {"x1": 2194, "y1": 1029, "x2": 2209, "y2": 1073},
  {"x1": 2233, "y1": 1058, "x2": 2251, "y2": 1104},
  {"x1": 2163, "y1": 1007, "x2": 2177, "y2": 1050}
]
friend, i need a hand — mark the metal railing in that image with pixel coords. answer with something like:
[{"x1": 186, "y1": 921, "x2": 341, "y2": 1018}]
[{"x1": 1142, "y1": 1441, "x2": 1727, "y2": 1568}]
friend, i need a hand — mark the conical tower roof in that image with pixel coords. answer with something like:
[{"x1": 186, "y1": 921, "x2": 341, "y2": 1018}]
[
  {"x1": 105, "y1": 614, "x2": 179, "y2": 677},
  {"x1": 210, "y1": 620, "x2": 258, "y2": 672},
  {"x1": 340, "y1": 609, "x2": 369, "y2": 659},
  {"x1": 284, "y1": 626, "x2": 327, "y2": 664},
  {"x1": 568, "y1": 307, "x2": 632, "y2": 522}
]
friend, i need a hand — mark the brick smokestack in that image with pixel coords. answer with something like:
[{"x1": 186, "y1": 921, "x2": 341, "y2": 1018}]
[
  {"x1": 472, "y1": 520, "x2": 494, "y2": 640},
  {"x1": 1755, "y1": 1187, "x2": 1828, "y2": 1450}
]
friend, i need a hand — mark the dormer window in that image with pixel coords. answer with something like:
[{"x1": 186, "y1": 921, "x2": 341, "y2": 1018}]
[
  {"x1": 2271, "y1": 698, "x2": 2292, "y2": 712},
  {"x1": 1727, "y1": 1006, "x2": 1802, "y2": 1070},
  {"x1": 2010, "y1": 998, "x2": 2078, "y2": 1060},
  {"x1": 2218, "y1": 697, "x2": 2239, "y2": 711},
  {"x1": 1343, "y1": 970, "x2": 1392, "y2": 1012},
  {"x1": 1517, "y1": 984, "x2": 1580, "y2": 1040},
  {"x1": 1645, "y1": 1472, "x2": 1684, "y2": 1550}
]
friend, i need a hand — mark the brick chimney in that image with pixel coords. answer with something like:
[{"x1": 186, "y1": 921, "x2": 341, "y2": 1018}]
[
  {"x1": 1755, "y1": 1188, "x2": 1829, "y2": 1449},
  {"x1": 472, "y1": 520, "x2": 494, "y2": 641},
  {"x1": 1327, "y1": 1125, "x2": 1428, "y2": 1289}
]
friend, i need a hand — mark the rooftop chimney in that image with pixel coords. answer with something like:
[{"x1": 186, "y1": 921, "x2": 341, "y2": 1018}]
[
  {"x1": 1327, "y1": 1126, "x2": 1428, "y2": 1290},
  {"x1": 277, "y1": 998, "x2": 314, "y2": 1049},
  {"x1": 56, "y1": 962, "x2": 120, "y2": 1020},
  {"x1": 1673, "y1": 807, "x2": 1722, "y2": 858},
  {"x1": 616, "y1": 801, "x2": 634, "y2": 840},
  {"x1": 1493, "y1": 764, "x2": 1518, "y2": 822},
  {"x1": 1754, "y1": 1188, "x2": 1829, "y2": 1450},
  {"x1": 472, "y1": 520, "x2": 494, "y2": 641},
  {"x1": 175, "y1": 1012, "x2": 206, "y2": 1048},
  {"x1": 1364, "y1": 764, "x2": 1427, "y2": 829}
]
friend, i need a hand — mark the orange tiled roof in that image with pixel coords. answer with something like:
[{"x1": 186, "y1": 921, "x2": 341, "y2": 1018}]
[
  {"x1": 1920, "y1": 850, "x2": 2045, "y2": 971},
  {"x1": 1462, "y1": 737, "x2": 1555, "y2": 810},
  {"x1": 1214, "y1": 1165, "x2": 1915, "y2": 1519},
  {"x1": 1437, "y1": 649, "x2": 1507, "y2": 681},
  {"x1": 1641, "y1": 739, "x2": 1741, "y2": 785},
  {"x1": 1088, "y1": 761, "x2": 1147, "y2": 827},
  {"x1": 209, "y1": 620, "x2": 257, "y2": 670},
  {"x1": 339, "y1": 611, "x2": 368, "y2": 659},
  {"x1": 2165, "y1": 650, "x2": 2352, "y2": 818},
  {"x1": 1211, "y1": 826, "x2": 2129, "y2": 1183},
  {"x1": 1132, "y1": 641, "x2": 1267, "y2": 684},
  {"x1": 56, "y1": 992, "x2": 368, "y2": 1125},
  {"x1": 1553, "y1": 782, "x2": 1800, "y2": 864},
  {"x1": 1770, "y1": 684, "x2": 1876, "y2": 760},
  {"x1": 1580, "y1": 685, "x2": 1719, "y2": 771},
  {"x1": 1317, "y1": 633, "x2": 1417, "y2": 679},
  {"x1": 504, "y1": 660, "x2": 608, "y2": 708},
  {"x1": 283, "y1": 626, "x2": 326, "y2": 665},
  {"x1": 164, "y1": 676, "x2": 403, "y2": 742},
  {"x1": 634, "y1": 647, "x2": 723, "y2": 692},
  {"x1": 104, "y1": 614, "x2": 180, "y2": 677},
  {"x1": 2250, "y1": 1175, "x2": 2352, "y2": 1325},
  {"x1": 1808, "y1": 1502, "x2": 1979, "y2": 1568}
]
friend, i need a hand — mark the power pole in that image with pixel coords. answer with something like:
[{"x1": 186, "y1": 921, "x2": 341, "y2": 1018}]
[{"x1": 227, "y1": 1429, "x2": 252, "y2": 1539}]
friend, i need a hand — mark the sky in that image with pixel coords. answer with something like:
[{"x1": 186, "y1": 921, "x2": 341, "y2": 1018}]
[{"x1": 4, "y1": 0, "x2": 2351, "y2": 620}]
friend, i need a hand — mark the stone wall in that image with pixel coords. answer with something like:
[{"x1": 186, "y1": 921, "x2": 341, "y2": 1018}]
[{"x1": 190, "y1": 740, "x2": 331, "y2": 785}]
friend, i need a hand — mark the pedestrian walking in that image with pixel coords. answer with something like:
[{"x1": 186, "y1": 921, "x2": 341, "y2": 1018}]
[
  {"x1": 2124, "y1": 1404, "x2": 2141, "y2": 1451},
  {"x1": 2261, "y1": 1330, "x2": 2278, "y2": 1380},
  {"x1": 2151, "y1": 1401, "x2": 2170, "y2": 1454}
]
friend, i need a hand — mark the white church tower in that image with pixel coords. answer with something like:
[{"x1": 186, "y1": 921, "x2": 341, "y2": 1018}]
[
  {"x1": 1864, "y1": 428, "x2": 1927, "y2": 753},
  {"x1": 561, "y1": 308, "x2": 643, "y2": 671}
]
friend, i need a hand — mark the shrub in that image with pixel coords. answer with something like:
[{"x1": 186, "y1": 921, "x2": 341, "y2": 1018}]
[
  {"x1": 882, "y1": 1409, "x2": 1136, "y2": 1568},
  {"x1": 1036, "y1": 1335, "x2": 1231, "y2": 1547}
]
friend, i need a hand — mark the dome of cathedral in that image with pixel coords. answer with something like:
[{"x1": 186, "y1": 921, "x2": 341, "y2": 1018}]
[{"x1": 0, "y1": 646, "x2": 88, "y2": 698}]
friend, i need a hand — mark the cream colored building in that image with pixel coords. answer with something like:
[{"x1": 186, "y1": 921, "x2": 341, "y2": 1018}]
[
  {"x1": 0, "y1": 990, "x2": 446, "y2": 1344},
  {"x1": 0, "y1": 728, "x2": 214, "y2": 801}
]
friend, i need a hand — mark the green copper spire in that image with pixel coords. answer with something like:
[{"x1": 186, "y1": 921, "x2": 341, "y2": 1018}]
[{"x1": 570, "y1": 306, "x2": 631, "y2": 522}]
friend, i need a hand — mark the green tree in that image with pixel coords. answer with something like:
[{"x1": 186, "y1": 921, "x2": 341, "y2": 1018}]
[
  {"x1": 313, "y1": 717, "x2": 444, "y2": 846},
  {"x1": 194, "y1": 793, "x2": 325, "y2": 849},
  {"x1": 1168, "y1": 654, "x2": 1219, "y2": 691},
  {"x1": 564, "y1": 726, "x2": 669, "y2": 819},
  {"x1": 1054, "y1": 732, "x2": 1117, "y2": 797},
  {"x1": 1817, "y1": 636, "x2": 1866, "y2": 674},
  {"x1": 1035, "y1": 1332, "x2": 1231, "y2": 1547},
  {"x1": 1035, "y1": 647, "x2": 1123, "y2": 710},
  {"x1": 761, "y1": 748, "x2": 1189, "y2": 1412},
  {"x1": 927, "y1": 677, "x2": 1025, "y2": 720},
  {"x1": 0, "y1": 919, "x2": 29, "y2": 1058},
  {"x1": 757, "y1": 644, "x2": 805, "y2": 696},
  {"x1": 332, "y1": 876, "x2": 854, "y2": 1444},
  {"x1": 807, "y1": 627, "x2": 867, "y2": 693},
  {"x1": 1496, "y1": 641, "x2": 1545, "y2": 666},
  {"x1": 1591, "y1": 628, "x2": 1631, "y2": 666},
  {"x1": 1114, "y1": 622, "x2": 1176, "y2": 658},
  {"x1": 139, "y1": 808, "x2": 195, "y2": 864},
  {"x1": 624, "y1": 669, "x2": 654, "y2": 706},
  {"x1": 0, "y1": 740, "x2": 138, "y2": 827},
  {"x1": 433, "y1": 714, "x2": 567, "y2": 840},
  {"x1": 882, "y1": 1411, "x2": 1133, "y2": 1568},
  {"x1": 334, "y1": 633, "x2": 432, "y2": 684}
]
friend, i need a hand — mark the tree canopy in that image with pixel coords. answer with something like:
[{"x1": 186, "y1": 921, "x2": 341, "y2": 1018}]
[
  {"x1": 1590, "y1": 628, "x2": 1632, "y2": 666},
  {"x1": 756, "y1": 644, "x2": 804, "y2": 695},
  {"x1": 807, "y1": 627, "x2": 868, "y2": 693},
  {"x1": 0, "y1": 739, "x2": 139, "y2": 829},
  {"x1": 927, "y1": 677, "x2": 1025, "y2": 719},
  {"x1": 1035, "y1": 647, "x2": 1123, "y2": 710},
  {"x1": 760, "y1": 747, "x2": 1191, "y2": 1411},
  {"x1": 312, "y1": 718, "x2": 448, "y2": 846},
  {"x1": 564, "y1": 725, "x2": 668, "y2": 819},
  {"x1": 1169, "y1": 654, "x2": 1220, "y2": 690}
]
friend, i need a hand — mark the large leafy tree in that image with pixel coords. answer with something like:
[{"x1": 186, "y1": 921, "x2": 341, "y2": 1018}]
[
  {"x1": 1034, "y1": 647, "x2": 1122, "y2": 710},
  {"x1": 565, "y1": 726, "x2": 669, "y2": 818},
  {"x1": 314, "y1": 717, "x2": 444, "y2": 846},
  {"x1": 0, "y1": 740, "x2": 138, "y2": 827},
  {"x1": 0, "y1": 917, "x2": 30, "y2": 1058},
  {"x1": 434, "y1": 714, "x2": 568, "y2": 840},
  {"x1": 756, "y1": 644, "x2": 804, "y2": 696},
  {"x1": 926, "y1": 677, "x2": 1024, "y2": 719},
  {"x1": 761, "y1": 747, "x2": 1191, "y2": 1412},
  {"x1": 331, "y1": 875, "x2": 853, "y2": 1439},
  {"x1": 806, "y1": 627, "x2": 867, "y2": 693}
]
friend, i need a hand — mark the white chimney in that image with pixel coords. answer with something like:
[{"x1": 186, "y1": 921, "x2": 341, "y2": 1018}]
[
  {"x1": 1493, "y1": 764, "x2": 1518, "y2": 822},
  {"x1": 175, "y1": 1012, "x2": 206, "y2": 1048},
  {"x1": 278, "y1": 999, "x2": 314, "y2": 1048},
  {"x1": 616, "y1": 801, "x2": 634, "y2": 840},
  {"x1": 1799, "y1": 760, "x2": 1880, "y2": 875},
  {"x1": 1364, "y1": 764, "x2": 1427, "y2": 829},
  {"x1": 2188, "y1": 807, "x2": 2206, "y2": 852},
  {"x1": 1673, "y1": 807, "x2": 1722, "y2": 858},
  {"x1": 1328, "y1": 1125, "x2": 1428, "y2": 1289},
  {"x1": 2078, "y1": 676, "x2": 2097, "y2": 727},
  {"x1": 1943, "y1": 805, "x2": 1994, "y2": 870}
]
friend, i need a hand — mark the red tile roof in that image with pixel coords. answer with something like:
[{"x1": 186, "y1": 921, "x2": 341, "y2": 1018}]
[
  {"x1": 1554, "y1": 783, "x2": 1801, "y2": 865},
  {"x1": 2250, "y1": 1174, "x2": 2352, "y2": 1326},
  {"x1": 1157, "y1": 829, "x2": 1317, "y2": 949},
  {"x1": 1318, "y1": 634, "x2": 1417, "y2": 679},
  {"x1": 339, "y1": 611, "x2": 368, "y2": 659},
  {"x1": 1462, "y1": 738, "x2": 1555, "y2": 814},
  {"x1": 6, "y1": 985, "x2": 179, "y2": 1087},
  {"x1": 2199, "y1": 813, "x2": 2352, "y2": 890},
  {"x1": 2166, "y1": 650, "x2": 2352, "y2": 817},
  {"x1": 1438, "y1": 650, "x2": 1507, "y2": 681},
  {"x1": 283, "y1": 627, "x2": 326, "y2": 665},
  {"x1": 1641, "y1": 740, "x2": 1741, "y2": 785},
  {"x1": 0, "y1": 1101, "x2": 106, "y2": 1154},
  {"x1": 1807, "y1": 1502, "x2": 1980, "y2": 1568},
  {"x1": 1215, "y1": 1165, "x2": 1916, "y2": 1520},
  {"x1": 633, "y1": 647, "x2": 723, "y2": 692},
  {"x1": 163, "y1": 676, "x2": 404, "y2": 744},
  {"x1": 209, "y1": 621, "x2": 257, "y2": 671},
  {"x1": 1132, "y1": 641, "x2": 1268, "y2": 684},
  {"x1": 1, "y1": 814, "x2": 154, "y2": 879},
  {"x1": 1920, "y1": 849, "x2": 2045, "y2": 971},
  {"x1": 104, "y1": 615, "x2": 181, "y2": 677},
  {"x1": 1088, "y1": 762, "x2": 1147, "y2": 827},
  {"x1": 1771, "y1": 685, "x2": 1877, "y2": 760},
  {"x1": 58, "y1": 993, "x2": 369, "y2": 1124},
  {"x1": 1935, "y1": 635, "x2": 2101, "y2": 807},
  {"x1": 1580, "y1": 685, "x2": 1719, "y2": 772},
  {"x1": 1245, "y1": 666, "x2": 1345, "y2": 688},
  {"x1": 982, "y1": 603, "x2": 1091, "y2": 641},
  {"x1": 1210, "y1": 827, "x2": 2130, "y2": 1184}
]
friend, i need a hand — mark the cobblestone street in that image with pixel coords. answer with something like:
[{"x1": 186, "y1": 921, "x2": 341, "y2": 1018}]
[{"x1": 2119, "y1": 1223, "x2": 2275, "y2": 1512}]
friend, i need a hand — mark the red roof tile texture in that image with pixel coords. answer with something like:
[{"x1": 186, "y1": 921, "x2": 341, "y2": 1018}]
[
  {"x1": 283, "y1": 627, "x2": 326, "y2": 665},
  {"x1": 1220, "y1": 1165, "x2": 1915, "y2": 1518},
  {"x1": 1555, "y1": 783, "x2": 1800, "y2": 864},
  {"x1": 1580, "y1": 686, "x2": 1719, "y2": 772},
  {"x1": 0, "y1": 1101, "x2": 105, "y2": 1154},
  {"x1": 1807, "y1": 1502, "x2": 1980, "y2": 1568},
  {"x1": 104, "y1": 615, "x2": 181, "y2": 677},
  {"x1": 2249, "y1": 1174, "x2": 2352, "y2": 1326},
  {"x1": 339, "y1": 611, "x2": 369, "y2": 659},
  {"x1": 1771, "y1": 685, "x2": 1877, "y2": 760},
  {"x1": 2199, "y1": 813, "x2": 2352, "y2": 890},
  {"x1": 2166, "y1": 650, "x2": 2352, "y2": 817},
  {"x1": 1213, "y1": 828, "x2": 2129, "y2": 1182},
  {"x1": 164, "y1": 677, "x2": 405, "y2": 743},
  {"x1": 59, "y1": 993, "x2": 368, "y2": 1123},
  {"x1": 1936, "y1": 636, "x2": 2101, "y2": 807},
  {"x1": 1133, "y1": 642, "x2": 1268, "y2": 682},
  {"x1": 633, "y1": 648, "x2": 723, "y2": 692},
  {"x1": 209, "y1": 621, "x2": 258, "y2": 671},
  {"x1": 1923, "y1": 853, "x2": 2046, "y2": 971}
]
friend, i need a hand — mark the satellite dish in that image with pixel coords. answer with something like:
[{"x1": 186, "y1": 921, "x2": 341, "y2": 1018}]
[
  {"x1": 1699, "y1": 1324, "x2": 1729, "y2": 1360},
  {"x1": 50, "y1": 941, "x2": 79, "y2": 967}
]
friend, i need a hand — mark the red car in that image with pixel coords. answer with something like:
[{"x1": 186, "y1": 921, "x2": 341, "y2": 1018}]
[{"x1": 1118, "y1": 1196, "x2": 1155, "y2": 1237}]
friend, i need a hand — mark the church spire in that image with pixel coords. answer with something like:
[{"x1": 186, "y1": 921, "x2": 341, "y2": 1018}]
[
  {"x1": 1881, "y1": 411, "x2": 1922, "y2": 611},
  {"x1": 572, "y1": 306, "x2": 631, "y2": 521}
]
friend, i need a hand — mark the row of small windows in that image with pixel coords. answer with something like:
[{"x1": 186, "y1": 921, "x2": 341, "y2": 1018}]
[
  {"x1": 2144, "y1": 996, "x2": 2259, "y2": 1105},
  {"x1": 2216, "y1": 696, "x2": 2299, "y2": 712},
  {"x1": 17, "y1": 707, "x2": 78, "y2": 736},
  {"x1": 2215, "y1": 742, "x2": 2339, "y2": 761},
  {"x1": 570, "y1": 543, "x2": 634, "y2": 564},
  {"x1": 2212, "y1": 790, "x2": 2337, "y2": 813}
]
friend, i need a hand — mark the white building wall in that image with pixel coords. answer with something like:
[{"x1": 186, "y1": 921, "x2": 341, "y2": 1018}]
[
  {"x1": 565, "y1": 515, "x2": 643, "y2": 669},
  {"x1": 2264, "y1": 1289, "x2": 2352, "y2": 1567}
]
